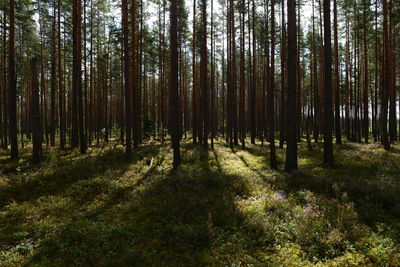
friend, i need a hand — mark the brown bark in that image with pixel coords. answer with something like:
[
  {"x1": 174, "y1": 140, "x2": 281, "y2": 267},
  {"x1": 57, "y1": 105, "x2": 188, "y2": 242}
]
[
  {"x1": 268, "y1": 0, "x2": 277, "y2": 168},
  {"x1": 381, "y1": 0, "x2": 390, "y2": 150},
  {"x1": 9, "y1": 0, "x2": 18, "y2": 159},
  {"x1": 200, "y1": 0, "x2": 208, "y2": 147},
  {"x1": 334, "y1": 0, "x2": 342, "y2": 144},
  {"x1": 323, "y1": 0, "x2": 334, "y2": 166},
  {"x1": 31, "y1": 57, "x2": 43, "y2": 164},
  {"x1": 122, "y1": 0, "x2": 132, "y2": 157},
  {"x1": 169, "y1": 0, "x2": 181, "y2": 169},
  {"x1": 285, "y1": 0, "x2": 297, "y2": 172}
]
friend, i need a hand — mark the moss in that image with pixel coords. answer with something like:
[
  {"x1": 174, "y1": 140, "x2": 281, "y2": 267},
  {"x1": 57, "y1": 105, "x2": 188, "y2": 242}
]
[{"x1": 0, "y1": 139, "x2": 399, "y2": 266}]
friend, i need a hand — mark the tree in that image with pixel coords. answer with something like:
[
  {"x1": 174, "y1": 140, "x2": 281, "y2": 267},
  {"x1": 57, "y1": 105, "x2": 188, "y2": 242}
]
[
  {"x1": 381, "y1": 0, "x2": 390, "y2": 150},
  {"x1": 285, "y1": 0, "x2": 297, "y2": 172},
  {"x1": 279, "y1": 0, "x2": 286, "y2": 149},
  {"x1": 50, "y1": 1, "x2": 57, "y2": 147},
  {"x1": 192, "y1": 0, "x2": 197, "y2": 144},
  {"x1": 72, "y1": 0, "x2": 79, "y2": 148},
  {"x1": 210, "y1": 0, "x2": 216, "y2": 148},
  {"x1": 239, "y1": 0, "x2": 245, "y2": 149},
  {"x1": 132, "y1": 0, "x2": 139, "y2": 149},
  {"x1": 323, "y1": 0, "x2": 334, "y2": 166},
  {"x1": 362, "y1": 0, "x2": 368, "y2": 144},
  {"x1": 74, "y1": 0, "x2": 86, "y2": 154},
  {"x1": 122, "y1": 0, "x2": 132, "y2": 157},
  {"x1": 1, "y1": 8, "x2": 7, "y2": 150},
  {"x1": 169, "y1": 0, "x2": 182, "y2": 169},
  {"x1": 333, "y1": 0, "x2": 341, "y2": 144},
  {"x1": 9, "y1": 0, "x2": 18, "y2": 160},
  {"x1": 58, "y1": 0, "x2": 66, "y2": 149},
  {"x1": 250, "y1": 0, "x2": 256, "y2": 145},
  {"x1": 268, "y1": 0, "x2": 277, "y2": 169},
  {"x1": 200, "y1": 0, "x2": 208, "y2": 148},
  {"x1": 31, "y1": 57, "x2": 43, "y2": 164}
]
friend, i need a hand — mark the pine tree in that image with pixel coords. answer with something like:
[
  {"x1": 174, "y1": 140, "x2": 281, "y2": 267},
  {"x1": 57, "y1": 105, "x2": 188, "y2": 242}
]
[
  {"x1": 285, "y1": 0, "x2": 297, "y2": 172},
  {"x1": 9, "y1": 0, "x2": 18, "y2": 160},
  {"x1": 323, "y1": 0, "x2": 334, "y2": 166}
]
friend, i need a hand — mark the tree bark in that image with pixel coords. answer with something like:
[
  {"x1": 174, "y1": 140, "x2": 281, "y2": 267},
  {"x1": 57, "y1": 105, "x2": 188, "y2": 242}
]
[
  {"x1": 334, "y1": 0, "x2": 342, "y2": 144},
  {"x1": 323, "y1": 0, "x2": 334, "y2": 166},
  {"x1": 31, "y1": 57, "x2": 43, "y2": 164},
  {"x1": 285, "y1": 0, "x2": 297, "y2": 172},
  {"x1": 122, "y1": 0, "x2": 132, "y2": 157},
  {"x1": 268, "y1": 0, "x2": 277, "y2": 169},
  {"x1": 169, "y1": 0, "x2": 182, "y2": 169},
  {"x1": 381, "y1": 0, "x2": 390, "y2": 150},
  {"x1": 9, "y1": 0, "x2": 18, "y2": 159}
]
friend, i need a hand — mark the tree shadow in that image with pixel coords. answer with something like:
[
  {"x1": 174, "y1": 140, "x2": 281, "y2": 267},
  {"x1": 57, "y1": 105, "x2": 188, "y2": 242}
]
[
  {"x1": 4, "y1": 140, "x2": 400, "y2": 266},
  {"x1": 0, "y1": 144, "x2": 163, "y2": 207},
  {"x1": 224, "y1": 140, "x2": 400, "y2": 239},
  {"x1": 19, "y1": 144, "x2": 256, "y2": 266}
]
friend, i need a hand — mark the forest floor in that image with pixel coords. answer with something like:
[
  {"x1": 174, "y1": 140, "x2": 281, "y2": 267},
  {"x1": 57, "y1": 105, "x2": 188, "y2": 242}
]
[{"x1": 1, "y1": 138, "x2": 400, "y2": 266}]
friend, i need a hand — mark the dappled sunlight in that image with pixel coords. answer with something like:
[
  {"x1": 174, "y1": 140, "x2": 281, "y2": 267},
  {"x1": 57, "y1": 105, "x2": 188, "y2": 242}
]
[{"x1": 1, "y1": 140, "x2": 400, "y2": 266}]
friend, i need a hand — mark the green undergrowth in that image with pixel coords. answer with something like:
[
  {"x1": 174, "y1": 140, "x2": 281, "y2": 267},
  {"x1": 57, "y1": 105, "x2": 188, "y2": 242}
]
[{"x1": 0, "y1": 139, "x2": 399, "y2": 266}]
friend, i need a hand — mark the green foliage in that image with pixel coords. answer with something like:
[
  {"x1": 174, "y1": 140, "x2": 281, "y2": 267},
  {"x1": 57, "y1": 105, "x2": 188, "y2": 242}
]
[{"x1": 0, "y1": 140, "x2": 400, "y2": 266}]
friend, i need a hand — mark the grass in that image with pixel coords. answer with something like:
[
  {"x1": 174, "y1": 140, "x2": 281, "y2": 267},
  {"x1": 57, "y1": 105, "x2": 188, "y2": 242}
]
[{"x1": 0, "y1": 138, "x2": 400, "y2": 266}]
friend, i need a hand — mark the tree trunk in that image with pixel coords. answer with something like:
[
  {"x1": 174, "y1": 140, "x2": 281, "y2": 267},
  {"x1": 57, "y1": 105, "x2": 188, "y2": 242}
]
[
  {"x1": 169, "y1": 0, "x2": 181, "y2": 169},
  {"x1": 122, "y1": 0, "x2": 132, "y2": 157},
  {"x1": 31, "y1": 57, "x2": 43, "y2": 164},
  {"x1": 323, "y1": 0, "x2": 334, "y2": 166},
  {"x1": 58, "y1": 0, "x2": 66, "y2": 149},
  {"x1": 239, "y1": 0, "x2": 245, "y2": 149},
  {"x1": 334, "y1": 0, "x2": 342, "y2": 144},
  {"x1": 200, "y1": 0, "x2": 208, "y2": 148},
  {"x1": 268, "y1": 0, "x2": 277, "y2": 169},
  {"x1": 279, "y1": 0, "x2": 286, "y2": 149},
  {"x1": 9, "y1": 0, "x2": 18, "y2": 160},
  {"x1": 132, "y1": 0, "x2": 139, "y2": 149},
  {"x1": 285, "y1": 0, "x2": 297, "y2": 172},
  {"x1": 50, "y1": 1, "x2": 57, "y2": 147},
  {"x1": 381, "y1": 0, "x2": 390, "y2": 150}
]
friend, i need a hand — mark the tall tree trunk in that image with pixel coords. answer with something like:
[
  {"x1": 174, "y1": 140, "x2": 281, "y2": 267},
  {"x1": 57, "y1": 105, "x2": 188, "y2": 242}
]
[
  {"x1": 250, "y1": 0, "x2": 256, "y2": 144},
  {"x1": 9, "y1": 0, "x2": 18, "y2": 159},
  {"x1": 231, "y1": 0, "x2": 238, "y2": 146},
  {"x1": 73, "y1": 0, "x2": 86, "y2": 154},
  {"x1": 345, "y1": 12, "x2": 350, "y2": 140},
  {"x1": 285, "y1": 0, "x2": 297, "y2": 172},
  {"x1": 58, "y1": 0, "x2": 66, "y2": 149},
  {"x1": 268, "y1": 0, "x2": 277, "y2": 168},
  {"x1": 323, "y1": 0, "x2": 334, "y2": 166},
  {"x1": 372, "y1": 0, "x2": 378, "y2": 142},
  {"x1": 388, "y1": 0, "x2": 396, "y2": 142},
  {"x1": 169, "y1": 0, "x2": 181, "y2": 169},
  {"x1": 2, "y1": 10, "x2": 8, "y2": 150},
  {"x1": 334, "y1": 0, "x2": 342, "y2": 144},
  {"x1": 50, "y1": 1, "x2": 57, "y2": 147},
  {"x1": 31, "y1": 57, "x2": 43, "y2": 164},
  {"x1": 83, "y1": 0, "x2": 89, "y2": 144},
  {"x1": 210, "y1": 0, "x2": 215, "y2": 148},
  {"x1": 122, "y1": 0, "x2": 132, "y2": 157},
  {"x1": 192, "y1": 0, "x2": 197, "y2": 144},
  {"x1": 279, "y1": 0, "x2": 286, "y2": 149},
  {"x1": 132, "y1": 0, "x2": 139, "y2": 149},
  {"x1": 239, "y1": 0, "x2": 245, "y2": 149},
  {"x1": 72, "y1": 0, "x2": 79, "y2": 148},
  {"x1": 381, "y1": 0, "x2": 390, "y2": 150},
  {"x1": 362, "y1": 0, "x2": 368, "y2": 143},
  {"x1": 296, "y1": 2, "x2": 301, "y2": 140},
  {"x1": 200, "y1": 0, "x2": 208, "y2": 148}
]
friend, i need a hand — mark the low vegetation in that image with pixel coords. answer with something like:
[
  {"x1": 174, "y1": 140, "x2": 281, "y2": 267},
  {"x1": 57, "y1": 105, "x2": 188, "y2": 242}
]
[{"x1": 1, "y1": 139, "x2": 400, "y2": 266}]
